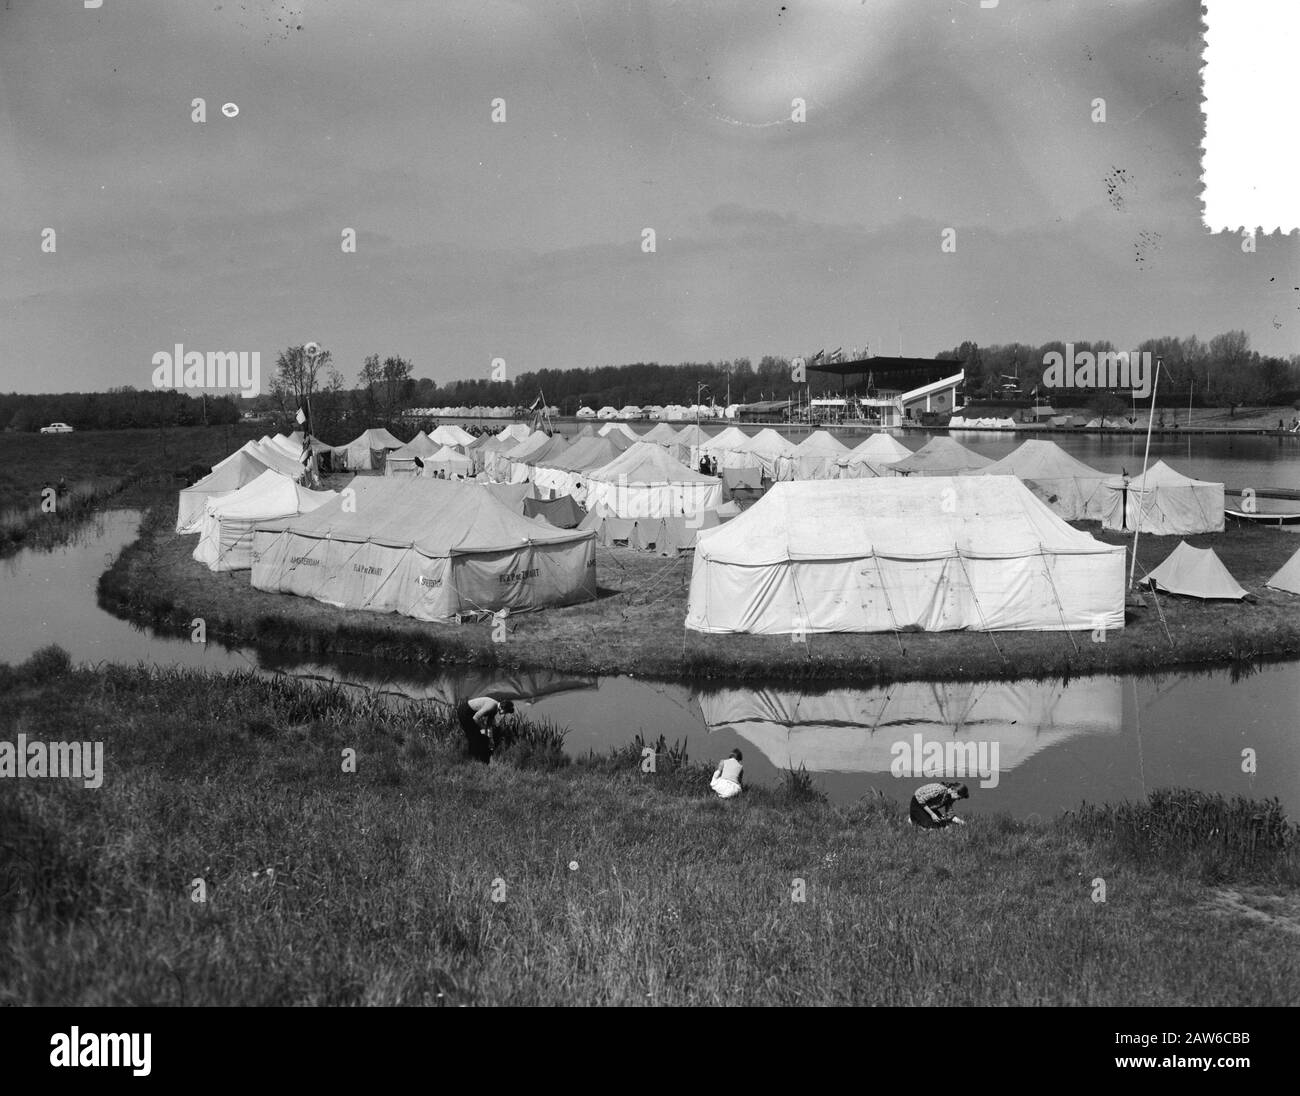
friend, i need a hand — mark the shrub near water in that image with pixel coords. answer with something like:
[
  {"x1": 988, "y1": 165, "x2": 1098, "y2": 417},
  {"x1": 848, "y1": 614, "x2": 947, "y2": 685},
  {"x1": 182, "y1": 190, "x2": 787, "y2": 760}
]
[{"x1": 1, "y1": 648, "x2": 1298, "y2": 1006}]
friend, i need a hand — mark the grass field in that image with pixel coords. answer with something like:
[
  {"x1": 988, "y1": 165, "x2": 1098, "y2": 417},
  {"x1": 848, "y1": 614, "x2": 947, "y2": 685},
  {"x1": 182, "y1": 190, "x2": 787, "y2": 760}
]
[
  {"x1": 1, "y1": 647, "x2": 1296, "y2": 1006},
  {"x1": 0, "y1": 425, "x2": 267, "y2": 557},
  {"x1": 100, "y1": 495, "x2": 1300, "y2": 687}
]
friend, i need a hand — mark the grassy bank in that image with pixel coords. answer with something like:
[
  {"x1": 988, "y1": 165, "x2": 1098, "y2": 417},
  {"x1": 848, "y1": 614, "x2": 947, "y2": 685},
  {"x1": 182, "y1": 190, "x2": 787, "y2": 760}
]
[
  {"x1": 99, "y1": 498, "x2": 1300, "y2": 687},
  {"x1": 0, "y1": 425, "x2": 267, "y2": 558},
  {"x1": 1, "y1": 649, "x2": 1296, "y2": 1006}
]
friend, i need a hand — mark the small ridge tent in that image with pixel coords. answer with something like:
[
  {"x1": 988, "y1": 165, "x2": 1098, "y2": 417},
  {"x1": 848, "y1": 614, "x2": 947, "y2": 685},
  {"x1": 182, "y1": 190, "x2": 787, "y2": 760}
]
[
  {"x1": 176, "y1": 451, "x2": 272, "y2": 533},
  {"x1": 385, "y1": 431, "x2": 439, "y2": 476},
  {"x1": 888, "y1": 436, "x2": 992, "y2": 477},
  {"x1": 840, "y1": 433, "x2": 912, "y2": 478},
  {"x1": 599, "y1": 422, "x2": 637, "y2": 440},
  {"x1": 596, "y1": 406, "x2": 618, "y2": 420},
  {"x1": 725, "y1": 428, "x2": 797, "y2": 479},
  {"x1": 1266, "y1": 548, "x2": 1300, "y2": 594},
  {"x1": 193, "y1": 470, "x2": 335, "y2": 571},
  {"x1": 333, "y1": 427, "x2": 404, "y2": 471},
  {"x1": 1099, "y1": 460, "x2": 1225, "y2": 534},
  {"x1": 697, "y1": 678, "x2": 1121, "y2": 774},
  {"x1": 783, "y1": 430, "x2": 850, "y2": 480},
  {"x1": 576, "y1": 406, "x2": 596, "y2": 418},
  {"x1": 966, "y1": 440, "x2": 1109, "y2": 521},
  {"x1": 1140, "y1": 541, "x2": 1248, "y2": 600},
  {"x1": 421, "y1": 444, "x2": 474, "y2": 479},
  {"x1": 429, "y1": 424, "x2": 476, "y2": 447},
  {"x1": 523, "y1": 494, "x2": 587, "y2": 529},
  {"x1": 251, "y1": 477, "x2": 597, "y2": 622},
  {"x1": 1085, "y1": 416, "x2": 1136, "y2": 430},
  {"x1": 584, "y1": 442, "x2": 724, "y2": 518},
  {"x1": 686, "y1": 477, "x2": 1125, "y2": 635}
]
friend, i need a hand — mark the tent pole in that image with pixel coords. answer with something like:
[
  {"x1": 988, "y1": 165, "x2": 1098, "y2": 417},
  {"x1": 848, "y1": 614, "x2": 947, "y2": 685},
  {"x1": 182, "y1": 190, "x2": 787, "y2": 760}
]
[
  {"x1": 871, "y1": 551, "x2": 906, "y2": 656},
  {"x1": 954, "y1": 548, "x2": 1003, "y2": 661},
  {"x1": 1128, "y1": 358, "x2": 1162, "y2": 589}
]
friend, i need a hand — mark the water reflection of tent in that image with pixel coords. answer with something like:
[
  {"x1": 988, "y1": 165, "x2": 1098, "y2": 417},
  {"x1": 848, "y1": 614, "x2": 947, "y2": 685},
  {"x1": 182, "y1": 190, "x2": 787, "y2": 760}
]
[
  {"x1": 698, "y1": 679, "x2": 1123, "y2": 773},
  {"x1": 263, "y1": 661, "x2": 599, "y2": 708}
]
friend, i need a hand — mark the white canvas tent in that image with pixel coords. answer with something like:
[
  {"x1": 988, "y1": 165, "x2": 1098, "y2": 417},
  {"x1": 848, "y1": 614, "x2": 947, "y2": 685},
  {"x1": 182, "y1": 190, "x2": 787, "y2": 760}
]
[
  {"x1": 214, "y1": 439, "x2": 305, "y2": 480},
  {"x1": 1140, "y1": 541, "x2": 1248, "y2": 600},
  {"x1": 176, "y1": 451, "x2": 272, "y2": 533},
  {"x1": 599, "y1": 422, "x2": 638, "y2": 440},
  {"x1": 496, "y1": 423, "x2": 532, "y2": 443},
  {"x1": 888, "y1": 436, "x2": 993, "y2": 476},
  {"x1": 251, "y1": 478, "x2": 597, "y2": 622},
  {"x1": 840, "y1": 433, "x2": 911, "y2": 478},
  {"x1": 1100, "y1": 460, "x2": 1225, "y2": 535},
  {"x1": 700, "y1": 425, "x2": 750, "y2": 456},
  {"x1": 783, "y1": 430, "x2": 850, "y2": 480},
  {"x1": 385, "y1": 432, "x2": 439, "y2": 476},
  {"x1": 698, "y1": 678, "x2": 1122, "y2": 774},
  {"x1": 641, "y1": 422, "x2": 680, "y2": 446},
  {"x1": 583, "y1": 442, "x2": 724, "y2": 518},
  {"x1": 724, "y1": 427, "x2": 797, "y2": 479},
  {"x1": 1266, "y1": 547, "x2": 1300, "y2": 595},
  {"x1": 967, "y1": 439, "x2": 1109, "y2": 521},
  {"x1": 686, "y1": 477, "x2": 1126, "y2": 634},
  {"x1": 530, "y1": 436, "x2": 629, "y2": 501},
  {"x1": 429, "y1": 423, "x2": 476, "y2": 447},
  {"x1": 333, "y1": 427, "x2": 405, "y2": 471},
  {"x1": 421, "y1": 444, "x2": 474, "y2": 479},
  {"x1": 193, "y1": 470, "x2": 335, "y2": 571}
]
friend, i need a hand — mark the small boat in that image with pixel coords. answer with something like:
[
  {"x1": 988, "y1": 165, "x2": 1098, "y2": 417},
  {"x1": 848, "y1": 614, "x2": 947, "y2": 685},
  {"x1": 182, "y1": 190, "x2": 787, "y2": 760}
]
[{"x1": 1226, "y1": 508, "x2": 1300, "y2": 527}]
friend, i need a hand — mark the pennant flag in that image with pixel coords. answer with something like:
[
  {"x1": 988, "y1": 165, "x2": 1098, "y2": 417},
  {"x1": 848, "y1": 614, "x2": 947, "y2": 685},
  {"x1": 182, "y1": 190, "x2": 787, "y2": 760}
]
[
  {"x1": 527, "y1": 395, "x2": 542, "y2": 412},
  {"x1": 296, "y1": 408, "x2": 306, "y2": 424}
]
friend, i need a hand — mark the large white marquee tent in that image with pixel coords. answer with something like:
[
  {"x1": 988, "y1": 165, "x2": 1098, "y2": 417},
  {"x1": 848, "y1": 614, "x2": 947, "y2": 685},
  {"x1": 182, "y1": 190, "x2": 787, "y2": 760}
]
[
  {"x1": 251, "y1": 478, "x2": 597, "y2": 622},
  {"x1": 686, "y1": 477, "x2": 1126, "y2": 634}
]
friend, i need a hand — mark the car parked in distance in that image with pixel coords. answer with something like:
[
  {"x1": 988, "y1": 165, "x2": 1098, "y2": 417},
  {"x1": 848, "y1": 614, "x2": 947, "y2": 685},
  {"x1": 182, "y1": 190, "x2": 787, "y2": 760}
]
[{"x1": 40, "y1": 422, "x2": 75, "y2": 434}]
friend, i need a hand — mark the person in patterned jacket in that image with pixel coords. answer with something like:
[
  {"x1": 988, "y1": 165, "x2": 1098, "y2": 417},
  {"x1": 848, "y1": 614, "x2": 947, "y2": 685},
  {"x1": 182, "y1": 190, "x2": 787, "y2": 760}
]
[{"x1": 909, "y1": 781, "x2": 969, "y2": 829}]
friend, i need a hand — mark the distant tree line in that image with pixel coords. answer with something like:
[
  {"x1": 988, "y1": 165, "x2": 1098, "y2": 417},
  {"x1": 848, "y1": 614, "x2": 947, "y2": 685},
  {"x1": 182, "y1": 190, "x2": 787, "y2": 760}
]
[
  {"x1": 943, "y1": 331, "x2": 1300, "y2": 406},
  {"x1": 1, "y1": 387, "x2": 242, "y2": 433},
  {"x1": 8, "y1": 331, "x2": 1298, "y2": 434}
]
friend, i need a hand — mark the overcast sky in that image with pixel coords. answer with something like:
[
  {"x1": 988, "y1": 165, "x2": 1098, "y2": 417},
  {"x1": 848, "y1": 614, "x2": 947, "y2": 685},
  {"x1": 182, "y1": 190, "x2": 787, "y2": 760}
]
[{"x1": 1, "y1": 0, "x2": 1295, "y2": 396}]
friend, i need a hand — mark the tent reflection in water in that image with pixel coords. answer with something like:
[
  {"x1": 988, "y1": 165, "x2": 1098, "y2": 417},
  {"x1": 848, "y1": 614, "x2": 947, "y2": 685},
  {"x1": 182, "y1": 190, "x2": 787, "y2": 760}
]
[
  {"x1": 251, "y1": 478, "x2": 597, "y2": 622},
  {"x1": 686, "y1": 477, "x2": 1126, "y2": 634},
  {"x1": 698, "y1": 679, "x2": 1123, "y2": 775}
]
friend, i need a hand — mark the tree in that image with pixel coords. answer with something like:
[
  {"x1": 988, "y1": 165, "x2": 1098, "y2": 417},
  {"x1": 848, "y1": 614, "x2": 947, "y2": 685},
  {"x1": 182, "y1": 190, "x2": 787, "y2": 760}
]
[{"x1": 271, "y1": 343, "x2": 334, "y2": 429}]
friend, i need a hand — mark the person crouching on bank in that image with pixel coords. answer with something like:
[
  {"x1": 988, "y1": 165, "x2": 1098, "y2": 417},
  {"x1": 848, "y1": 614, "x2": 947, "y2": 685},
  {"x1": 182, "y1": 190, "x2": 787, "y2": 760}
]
[
  {"x1": 457, "y1": 695, "x2": 515, "y2": 764},
  {"x1": 710, "y1": 749, "x2": 744, "y2": 799},
  {"x1": 909, "y1": 781, "x2": 969, "y2": 828}
]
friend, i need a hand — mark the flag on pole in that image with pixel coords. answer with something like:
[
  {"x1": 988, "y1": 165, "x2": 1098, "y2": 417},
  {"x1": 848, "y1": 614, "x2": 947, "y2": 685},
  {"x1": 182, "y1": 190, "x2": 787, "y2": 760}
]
[
  {"x1": 828, "y1": 347, "x2": 843, "y2": 363},
  {"x1": 527, "y1": 395, "x2": 542, "y2": 412},
  {"x1": 296, "y1": 408, "x2": 306, "y2": 424},
  {"x1": 810, "y1": 349, "x2": 825, "y2": 364}
]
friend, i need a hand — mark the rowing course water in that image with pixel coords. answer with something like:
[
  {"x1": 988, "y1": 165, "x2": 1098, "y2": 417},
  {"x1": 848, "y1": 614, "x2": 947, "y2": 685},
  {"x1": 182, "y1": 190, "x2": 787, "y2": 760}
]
[
  {"x1": 555, "y1": 421, "x2": 1300, "y2": 495},
  {"x1": 1, "y1": 510, "x2": 1297, "y2": 819}
]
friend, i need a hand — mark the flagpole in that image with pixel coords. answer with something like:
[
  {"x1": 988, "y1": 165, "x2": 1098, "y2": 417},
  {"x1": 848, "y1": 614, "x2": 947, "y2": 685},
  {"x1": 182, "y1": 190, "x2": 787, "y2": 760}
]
[{"x1": 1128, "y1": 358, "x2": 1162, "y2": 590}]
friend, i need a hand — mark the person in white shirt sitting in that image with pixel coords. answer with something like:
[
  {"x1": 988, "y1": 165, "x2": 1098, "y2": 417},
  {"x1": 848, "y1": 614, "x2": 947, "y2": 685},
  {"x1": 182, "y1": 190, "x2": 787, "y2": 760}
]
[{"x1": 710, "y1": 749, "x2": 744, "y2": 799}]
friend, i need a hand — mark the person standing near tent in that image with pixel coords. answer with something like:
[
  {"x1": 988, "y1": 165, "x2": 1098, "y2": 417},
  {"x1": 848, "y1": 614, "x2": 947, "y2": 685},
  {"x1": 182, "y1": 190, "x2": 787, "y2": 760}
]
[
  {"x1": 909, "y1": 781, "x2": 969, "y2": 829},
  {"x1": 710, "y1": 748, "x2": 744, "y2": 799},
  {"x1": 457, "y1": 695, "x2": 515, "y2": 764}
]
